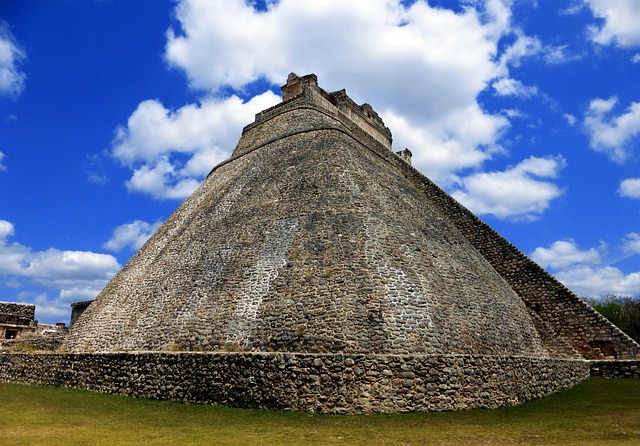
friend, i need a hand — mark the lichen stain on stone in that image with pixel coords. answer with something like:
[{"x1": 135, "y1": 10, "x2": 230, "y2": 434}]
[{"x1": 226, "y1": 218, "x2": 299, "y2": 347}]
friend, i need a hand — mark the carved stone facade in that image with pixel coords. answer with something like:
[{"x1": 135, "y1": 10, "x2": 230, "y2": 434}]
[
  {"x1": 0, "y1": 302, "x2": 68, "y2": 351},
  {"x1": 0, "y1": 302, "x2": 36, "y2": 340}
]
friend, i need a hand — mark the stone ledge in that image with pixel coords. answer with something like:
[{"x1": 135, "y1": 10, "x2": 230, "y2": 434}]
[
  {"x1": 589, "y1": 360, "x2": 640, "y2": 379},
  {"x1": 1, "y1": 352, "x2": 589, "y2": 414}
]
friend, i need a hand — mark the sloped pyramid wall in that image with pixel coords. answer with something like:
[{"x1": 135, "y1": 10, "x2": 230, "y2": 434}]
[
  {"x1": 67, "y1": 116, "x2": 544, "y2": 355},
  {"x1": 6, "y1": 74, "x2": 637, "y2": 413},
  {"x1": 62, "y1": 74, "x2": 636, "y2": 361}
]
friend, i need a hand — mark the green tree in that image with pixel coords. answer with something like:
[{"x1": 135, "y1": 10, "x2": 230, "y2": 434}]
[{"x1": 587, "y1": 295, "x2": 640, "y2": 344}]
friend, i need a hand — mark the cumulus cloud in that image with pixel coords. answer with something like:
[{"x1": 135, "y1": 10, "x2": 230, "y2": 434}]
[
  {"x1": 0, "y1": 22, "x2": 26, "y2": 98},
  {"x1": 112, "y1": 92, "x2": 279, "y2": 199},
  {"x1": 0, "y1": 219, "x2": 14, "y2": 239},
  {"x1": 583, "y1": 97, "x2": 640, "y2": 163},
  {"x1": 384, "y1": 107, "x2": 507, "y2": 184},
  {"x1": 450, "y1": 155, "x2": 566, "y2": 221},
  {"x1": 165, "y1": 0, "x2": 509, "y2": 117},
  {"x1": 531, "y1": 235, "x2": 640, "y2": 298},
  {"x1": 555, "y1": 266, "x2": 640, "y2": 298},
  {"x1": 0, "y1": 150, "x2": 6, "y2": 171},
  {"x1": 531, "y1": 239, "x2": 602, "y2": 270},
  {"x1": 0, "y1": 219, "x2": 121, "y2": 322},
  {"x1": 149, "y1": 0, "x2": 519, "y2": 187},
  {"x1": 619, "y1": 178, "x2": 640, "y2": 198},
  {"x1": 584, "y1": 0, "x2": 640, "y2": 49},
  {"x1": 492, "y1": 77, "x2": 538, "y2": 98},
  {"x1": 622, "y1": 233, "x2": 640, "y2": 255},
  {"x1": 114, "y1": 0, "x2": 563, "y2": 213},
  {"x1": 103, "y1": 220, "x2": 163, "y2": 252}
]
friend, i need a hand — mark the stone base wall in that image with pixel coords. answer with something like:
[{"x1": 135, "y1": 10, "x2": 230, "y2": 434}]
[
  {"x1": 0, "y1": 352, "x2": 588, "y2": 414},
  {"x1": 590, "y1": 360, "x2": 640, "y2": 379}
]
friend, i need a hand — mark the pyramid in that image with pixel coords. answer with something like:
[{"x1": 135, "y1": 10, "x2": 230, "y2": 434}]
[{"x1": 64, "y1": 74, "x2": 638, "y2": 363}]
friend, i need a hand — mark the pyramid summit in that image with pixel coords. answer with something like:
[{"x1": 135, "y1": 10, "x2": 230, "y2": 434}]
[{"x1": 5, "y1": 73, "x2": 637, "y2": 414}]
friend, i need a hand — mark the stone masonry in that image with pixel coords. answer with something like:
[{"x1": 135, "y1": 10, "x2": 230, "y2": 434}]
[
  {"x1": 65, "y1": 74, "x2": 559, "y2": 358},
  {"x1": 2, "y1": 73, "x2": 637, "y2": 413},
  {"x1": 0, "y1": 351, "x2": 589, "y2": 414},
  {"x1": 0, "y1": 302, "x2": 36, "y2": 340}
]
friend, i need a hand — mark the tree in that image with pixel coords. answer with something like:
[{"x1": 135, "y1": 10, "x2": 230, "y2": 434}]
[{"x1": 586, "y1": 295, "x2": 640, "y2": 344}]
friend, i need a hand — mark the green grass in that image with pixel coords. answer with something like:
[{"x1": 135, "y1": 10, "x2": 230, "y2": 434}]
[{"x1": 1, "y1": 378, "x2": 639, "y2": 445}]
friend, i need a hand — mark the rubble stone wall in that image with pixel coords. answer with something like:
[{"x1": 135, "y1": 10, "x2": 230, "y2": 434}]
[
  {"x1": 0, "y1": 302, "x2": 35, "y2": 322},
  {"x1": 0, "y1": 352, "x2": 589, "y2": 414},
  {"x1": 590, "y1": 360, "x2": 640, "y2": 378},
  {"x1": 379, "y1": 150, "x2": 640, "y2": 360},
  {"x1": 64, "y1": 116, "x2": 552, "y2": 356}
]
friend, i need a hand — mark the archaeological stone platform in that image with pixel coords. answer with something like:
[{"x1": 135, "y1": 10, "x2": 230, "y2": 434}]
[{"x1": 2, "y1": 74, "x2": 638, "y2": 413}]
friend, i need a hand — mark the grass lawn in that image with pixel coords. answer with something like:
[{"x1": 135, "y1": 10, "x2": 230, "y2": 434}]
[{"x1": 1, "y1": 378, "x2": 639, "y2": 445}]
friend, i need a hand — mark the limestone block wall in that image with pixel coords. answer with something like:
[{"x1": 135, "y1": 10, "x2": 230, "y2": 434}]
[
  {"x1": 380, "y1": 151, "x2": 639, "y2": 360},
  {"x1": 245, "y1": 82, "x2": 637, "y2": 360},
  {"x1": 277, "y1": 73, "x2": 392, "y2": 150},
  {"x1": 0, "y1": 302, "x2": 35, "y2": 322},
  {"x1": 590, "y1": 360, "x2": 640, "y2": 379},
  {"x1": 0, "y1": 352, "x2": 589, "y2": 414},
  {"x1": 65, "y1": 106, "x2": 552, "y2": 357},
  {"x1": 64, "y1": 74, "x2": 638, "y2": 361}
]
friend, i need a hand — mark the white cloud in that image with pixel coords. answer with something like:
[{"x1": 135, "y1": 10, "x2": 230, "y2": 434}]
[
  {"x1": 103, "y1": 220, "x2": 163, "y2": 252},
  {"x1": 531, "y1": 239, "x2": 602, "y2": 269},
  {"x1": 542, "y1": 44, "x2": 580, "y2": 64},
  {"x1": 116, "y1": 0, "x2": 562, "y2": 221},
  {"x1": 0, "y1": 150, "x2": 6, "y2": 171},
  {"x1": 530, "y1": 235, "x2": 640, "y2": 298},
  {"x1": 619, "y1": 178, "x2": 640, "y2": 198},
  {"x1": 84, "y1": 154, "x2": 108, "y2": 185},
  {"x1": 450, "y1": 155, "x2": 566, "y2": 220},
  {"x1": 583, "y1": 97, "x2": 640, "y2": 163},
  {"x1": 497, "y1": 32, "x2": 543, "y2": 70},
  {"x1": 166, "y1": 0, "x2": 508, "y2": 117},
  {"x1": 493, "y1": 77, "x2": 538, "y2": 98},
  {"x1": 0, "y1": 219, "x2": 13, "y2": 239},
  {"x1": 622, "y1": 233, "x2": 640, "y2": 255},
  {"x1": 585, "y1": 0, "x2": 640, "y2": 48},
  {"x1": 32, "y1": 293, "x2": 71, "y2": 321},
  {"x1": 555, "y1": 266, "x2": 640, "y2": 298},
  {"x1": 0, "y1": 220, "x2": 121, "y2": 322},
  {"x1": 633, "y1": 53, "x2": 640, "y2": 63},
  {"x1": 563, "y1": 113, "x2": 577, "y2": 126},
  {"x1": 158, "y1": 0, "x2": 525, "y2": 186},
  {"x1": 124, "y1": 157, "x2": 203, "y2": 200},
  {"x1": 15, "y1": 248, "x2": 119, "y2": 289},
  {"x1": 0, "y1": 22, "x2": 26, "y2": 97},
  {"x1": 384, "y1": 107, "x2": 508, "y2": 184},
  {"x1": 112, "y1": 92, "x2": 279, "y2": 199},
  {"x1": 496, "y1": 31, "x2": 575, "y2": 67}
]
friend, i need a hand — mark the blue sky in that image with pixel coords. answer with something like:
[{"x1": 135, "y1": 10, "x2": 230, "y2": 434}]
[{"x1": 1, "y1": 0, "x2": 640, "y2": 324}]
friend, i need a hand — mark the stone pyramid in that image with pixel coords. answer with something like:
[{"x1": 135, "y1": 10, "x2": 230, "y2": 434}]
[{"x1": 64, "y1": 74, "x2": 638, "y2": 363}]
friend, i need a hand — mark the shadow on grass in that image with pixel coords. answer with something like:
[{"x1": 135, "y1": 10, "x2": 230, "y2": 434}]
[{"x1": 1, "y1": 378, "x2": 639, "y2": 445}]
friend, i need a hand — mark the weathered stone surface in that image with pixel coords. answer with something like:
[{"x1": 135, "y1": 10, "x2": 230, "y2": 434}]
[
  {"x1": 7, "y1": 72, "x2": 630, "y2": 414},
  {"x1": 0, "y1": 302, "x2": 35, "y2": 322},
  {"x1": 589, "y1": 360, "x2": 640, "y2": 378},
  {"x1": 0, "y1": 351, "x2": 590, "y2": 414},
  {"x1": 63, "y1": 74, "x2": 575, "y2": 360}
]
